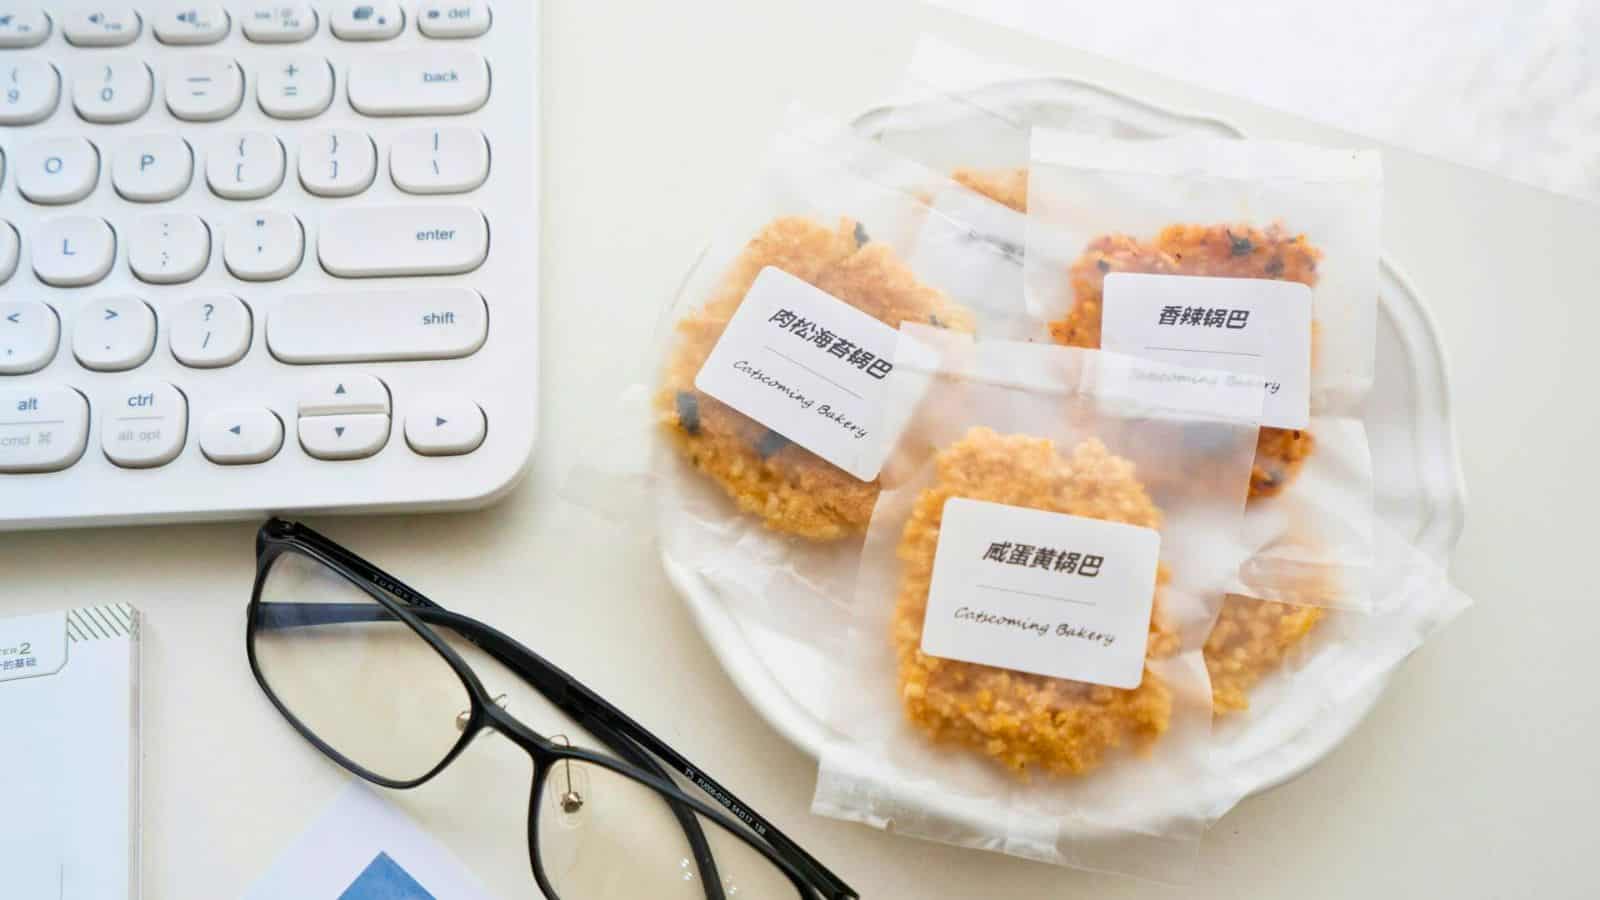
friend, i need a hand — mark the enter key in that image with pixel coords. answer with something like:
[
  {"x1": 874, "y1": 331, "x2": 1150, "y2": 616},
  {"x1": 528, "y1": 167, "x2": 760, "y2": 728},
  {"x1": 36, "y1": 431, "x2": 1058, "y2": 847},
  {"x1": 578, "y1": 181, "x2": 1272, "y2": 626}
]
[{"x1": 318, "y1": 206, "x2": 488, "y2": 278}]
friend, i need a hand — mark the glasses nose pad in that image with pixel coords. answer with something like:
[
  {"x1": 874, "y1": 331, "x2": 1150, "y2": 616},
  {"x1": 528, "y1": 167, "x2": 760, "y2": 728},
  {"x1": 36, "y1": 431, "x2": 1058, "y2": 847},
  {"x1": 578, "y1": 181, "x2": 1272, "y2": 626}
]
[
  {"x1": 545, "y1": 735, "x2": 592, "y2": 829},
  {"x1": 455, "y1": 693, "x2": 509, "y2": 734}
]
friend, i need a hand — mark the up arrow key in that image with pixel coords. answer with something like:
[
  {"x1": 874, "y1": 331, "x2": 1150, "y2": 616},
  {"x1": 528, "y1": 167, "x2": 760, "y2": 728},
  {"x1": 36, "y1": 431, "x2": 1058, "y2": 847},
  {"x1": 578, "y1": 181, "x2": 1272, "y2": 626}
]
[{"x1": 335, "y1": 384, "x2": 347, "y2": 394}]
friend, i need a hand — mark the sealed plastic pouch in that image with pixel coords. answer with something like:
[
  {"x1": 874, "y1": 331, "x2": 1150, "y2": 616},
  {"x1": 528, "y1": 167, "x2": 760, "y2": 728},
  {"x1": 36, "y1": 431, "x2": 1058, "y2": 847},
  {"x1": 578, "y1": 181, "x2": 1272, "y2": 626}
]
[
  {"x1": 811, "y1": 327, "x2": 1263, "y2": 880},
  {"x1": 1026, "y1": 128, "x2": 1382, "y2": 611},
  {"x1": 580, "y1": 110, "x2": 1036, "y2": 640}
]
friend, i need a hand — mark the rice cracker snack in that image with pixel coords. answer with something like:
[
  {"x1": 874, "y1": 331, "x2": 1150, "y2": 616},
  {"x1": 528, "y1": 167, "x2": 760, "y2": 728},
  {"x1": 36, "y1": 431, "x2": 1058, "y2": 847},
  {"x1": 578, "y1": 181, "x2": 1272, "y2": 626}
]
[
  {"x1": 658, "y1": 215, "x2": 974, "y2": 540},
  {"x1": 1026, "y1": 130, "x2": 1381, "y2": 612},
  {"x1": 812, "y1": 332, "x2": 1261, "y2": 876},
  {"x1": 892, "y1": 428, "x2": 1179, "y2": 775}
]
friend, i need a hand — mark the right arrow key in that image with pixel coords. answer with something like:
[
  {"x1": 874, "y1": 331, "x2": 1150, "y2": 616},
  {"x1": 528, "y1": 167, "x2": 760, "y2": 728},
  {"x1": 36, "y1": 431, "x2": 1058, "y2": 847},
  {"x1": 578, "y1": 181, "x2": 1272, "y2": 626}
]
[{"x1": 406, "y1": 393, "x2": 485, "y2": 457}]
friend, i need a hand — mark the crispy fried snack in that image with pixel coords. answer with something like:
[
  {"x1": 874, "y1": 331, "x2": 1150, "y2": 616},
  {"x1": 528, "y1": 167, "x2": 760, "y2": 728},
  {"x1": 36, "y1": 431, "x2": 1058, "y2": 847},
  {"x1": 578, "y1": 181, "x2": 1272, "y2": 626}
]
[
  {"x1": 893, "y1": 428, "x2": 1179, "y2": 778},
  {"x1": 1048, "y1": 223, "x2": 1322, "y2": 498},
  {"x1": 1206, "y1": 596, "x2": 1326, "y2": 714},
  {"x1": 658, "y1": 216, "x2": 975, "y2": 540},
  {"x1": 952, "y1": 167, "x2": 1029, "y2": 214}
]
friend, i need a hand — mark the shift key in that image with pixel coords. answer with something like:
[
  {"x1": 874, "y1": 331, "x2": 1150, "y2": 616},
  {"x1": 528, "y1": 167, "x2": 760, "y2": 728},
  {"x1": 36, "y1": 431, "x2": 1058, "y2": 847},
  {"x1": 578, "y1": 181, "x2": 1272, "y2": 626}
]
[
  {"x1": 319, "y1": 206, "x2": 488, "y2": 278},
  {"x1": 268, "y1": 288, "x2": 488, "y2": 364}
]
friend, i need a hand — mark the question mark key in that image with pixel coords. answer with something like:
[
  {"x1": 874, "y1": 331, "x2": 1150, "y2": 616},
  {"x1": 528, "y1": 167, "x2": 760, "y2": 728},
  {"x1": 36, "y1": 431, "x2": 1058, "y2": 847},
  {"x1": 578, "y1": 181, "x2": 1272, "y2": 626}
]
[{"x1": 172, "y1": 296, "x2": 250, "y2": 368}]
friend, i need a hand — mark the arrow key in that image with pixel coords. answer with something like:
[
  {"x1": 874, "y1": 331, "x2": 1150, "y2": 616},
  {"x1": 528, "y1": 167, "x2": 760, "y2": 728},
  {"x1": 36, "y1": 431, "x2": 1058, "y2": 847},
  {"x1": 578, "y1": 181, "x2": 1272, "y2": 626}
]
[
  {"x1": 0, "y1": 300, "x2": 61, "y2": 375},
  {"x1": 200, "y1": 408, "x2": 283, "y2": 465},
  {"x1": 405, "y1": 393, "x2": 485, "y2": 457},
  {"x1": 297, "y1": 373, "x2": 389, "y2": 417},
  {"x1": 300, "y1": 412, "x2": 389, "y2": 460}
]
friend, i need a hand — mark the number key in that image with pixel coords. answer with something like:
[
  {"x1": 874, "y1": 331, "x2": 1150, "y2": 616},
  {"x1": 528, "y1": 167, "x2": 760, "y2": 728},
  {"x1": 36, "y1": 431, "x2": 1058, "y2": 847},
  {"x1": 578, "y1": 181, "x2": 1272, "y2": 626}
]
[
  {"x1": 72, "y1": 59, "x2": 154, "y2": 125},
  {"x1": 0, "y1": 60, "x2": 61, "y2": 127}
]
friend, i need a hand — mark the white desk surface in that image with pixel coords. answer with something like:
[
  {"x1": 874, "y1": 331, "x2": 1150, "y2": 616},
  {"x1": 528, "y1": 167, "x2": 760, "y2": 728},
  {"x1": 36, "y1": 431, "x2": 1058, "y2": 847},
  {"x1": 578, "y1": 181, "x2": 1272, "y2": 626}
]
[{"x1": 3, "y1": 2, "x2": 1596, "y2": 898}]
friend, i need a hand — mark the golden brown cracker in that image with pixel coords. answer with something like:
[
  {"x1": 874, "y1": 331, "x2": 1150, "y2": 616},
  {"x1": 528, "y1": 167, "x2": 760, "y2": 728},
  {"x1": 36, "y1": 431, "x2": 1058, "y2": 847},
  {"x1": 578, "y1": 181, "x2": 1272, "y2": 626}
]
[
  {"x1": 893, "y1": 427, "x2": 1177, "y2": 778},
  {"x1": 659, "y1": 216, "x2": 974, "y2": 540}
]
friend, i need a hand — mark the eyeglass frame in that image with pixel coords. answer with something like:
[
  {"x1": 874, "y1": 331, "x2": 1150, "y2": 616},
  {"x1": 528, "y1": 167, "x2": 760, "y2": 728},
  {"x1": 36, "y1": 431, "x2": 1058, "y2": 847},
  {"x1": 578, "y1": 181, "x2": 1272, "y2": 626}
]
[{"x1": 245, "y1": 517, "x2": 858, "y2": 900}]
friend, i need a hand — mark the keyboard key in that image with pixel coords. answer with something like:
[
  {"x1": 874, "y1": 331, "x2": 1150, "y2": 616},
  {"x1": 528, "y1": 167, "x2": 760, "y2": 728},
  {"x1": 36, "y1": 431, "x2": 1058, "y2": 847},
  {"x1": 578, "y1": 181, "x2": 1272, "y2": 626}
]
[
  {"x1": 0, "y1": 300, "x2": 59, "y2": 375},
  {"x1": 406, "y1": 394, "x2": 485, "y2": 456},
  {"x1": 258, "y1": 55, "x2": 334, "y2": 120},
  {"x1": 199, "y1": 408, "x2": 282, "y2": 464},
  {"x1": 72, "y1": 59, "x2": 154, "y2": 125},
  {"x1": 0, "y1": 60, "x2": 60, "y2": 126},
  {"x1": 318, "y1": 206, "x2": 487, "y2": 277},
  {"x1": 170, "y1": 295, "x2": 251, "y2": 368},
  {"x1": 128, "y1": 212, "x2": 210, "y2": 285},
  {"x1": 330, "y1": 1, "x2": 403, "y2": 41},
  {"x1": 102, "y1": 380, "x2": 188, "y2": 469},
  {"x1": 63, "y1": 7, "x2": 141, "y2": 47},
  {"x1": 299, "y1": 413, "x2": 390, "y2": 460},
  {"x1": 268, "y1": 288, "x2": 487, "y2": 364},
  {"x1": 33, "y1": 216, "x2": 116, "y2": 287},
  {"x1": 207, "y1": 132, "x2": 286, "y2": 200},
  {"x1": 390, "y1": 127, "x2": 489, "y2": 195},
  {"x1": 74, "y1": 297, "x2": 156, "y2": 372},
  {"x1": 153, "y1": 3, "x2": 229, "y2": 45},
  {"x1": 17, "y1": 138, "x2": 100, "y2": 205},
  {"x1": 166, "y1": 56, "x2": 244, "y2": 122},
  {"x1": 223, "y1": 211, "x2": 304, "y2": 281},
  {"x1": 419, "y1": 1, "x2": 492, "y2": 39},
  {"x1": 348, "y1": 49, "x2": 489, "y2": 116},
  {"x1": 298, "y1": 129, "x2": 376, "y2": 197},
  {"x1": 242, "y1": 3, "x2": 317, "y2": 42},
  {"x1": 0, "y1": 223, "x2": 17, "y2": 283},
  {"x1": 112, "y1": 135, "x2": 194, "y2": 202},
  {"x1": 0, "y1": 5, "x2": 50, "y2": 48},
  {"x1": 298, "y1": 374, "x2": 390, "y2": 416},
  {"x1": 0, "y1": 386, "x2": 89, "y2": 474}
]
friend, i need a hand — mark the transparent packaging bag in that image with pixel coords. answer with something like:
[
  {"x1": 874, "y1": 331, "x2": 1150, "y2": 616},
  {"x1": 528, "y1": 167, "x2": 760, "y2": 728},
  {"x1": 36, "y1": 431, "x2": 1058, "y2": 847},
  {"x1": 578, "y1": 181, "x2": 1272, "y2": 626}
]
[
  {"x1": 811, "y1": 327, "x2": 1265, "y2": 880},
  {"x1": 1026, "y1": 128, "x2": 1383, "y2": 611},
  {"x1": 569, "y1": 109, "x2": 1038, "y2": 641}
]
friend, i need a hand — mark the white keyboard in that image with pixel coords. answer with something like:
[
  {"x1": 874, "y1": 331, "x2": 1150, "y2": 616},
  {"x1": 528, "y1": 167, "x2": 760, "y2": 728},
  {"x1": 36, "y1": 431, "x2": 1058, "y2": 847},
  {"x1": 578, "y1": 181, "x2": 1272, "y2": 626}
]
[{"x1": 0, "y1": 2, "x2": 540, "y2": 530}]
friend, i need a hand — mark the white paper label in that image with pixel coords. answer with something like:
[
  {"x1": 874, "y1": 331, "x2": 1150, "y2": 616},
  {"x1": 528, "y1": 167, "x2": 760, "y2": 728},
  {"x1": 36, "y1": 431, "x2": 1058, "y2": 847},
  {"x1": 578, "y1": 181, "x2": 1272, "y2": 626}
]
[
  {"x1": 921, "y1": 498, "x2": 1159, "y2": 689},
  {"x1": 694, "y1": 266, "x2": 902, "y2": 481},
  {"x1": 1100, "y1": 272, "x2": 1311, "y2": 429},
  {"x1": 0, "y1": 610, "x2": 67, "y2": 683}
]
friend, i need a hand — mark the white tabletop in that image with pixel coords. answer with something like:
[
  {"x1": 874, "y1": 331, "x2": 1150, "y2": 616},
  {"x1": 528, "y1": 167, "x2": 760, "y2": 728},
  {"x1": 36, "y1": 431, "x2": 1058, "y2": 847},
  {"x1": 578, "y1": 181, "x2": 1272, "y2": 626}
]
[{"x1": 3, "y1": 2, "x2": 1596, "y2": 898}]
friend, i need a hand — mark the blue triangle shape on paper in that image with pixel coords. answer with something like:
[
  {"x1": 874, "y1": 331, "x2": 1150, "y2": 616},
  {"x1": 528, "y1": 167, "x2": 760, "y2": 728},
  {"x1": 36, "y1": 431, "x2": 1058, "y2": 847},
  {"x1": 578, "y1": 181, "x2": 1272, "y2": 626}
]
[{"x1": 338, "y1": 851, "x2": 436, "y2": 900}]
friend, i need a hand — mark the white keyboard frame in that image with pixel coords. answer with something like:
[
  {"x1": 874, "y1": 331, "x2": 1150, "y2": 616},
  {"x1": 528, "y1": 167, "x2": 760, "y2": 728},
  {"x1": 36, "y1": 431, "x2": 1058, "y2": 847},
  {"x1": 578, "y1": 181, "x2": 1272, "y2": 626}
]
[{"x1": 1, "y1": 2, "x2": 540, "y2": 530}]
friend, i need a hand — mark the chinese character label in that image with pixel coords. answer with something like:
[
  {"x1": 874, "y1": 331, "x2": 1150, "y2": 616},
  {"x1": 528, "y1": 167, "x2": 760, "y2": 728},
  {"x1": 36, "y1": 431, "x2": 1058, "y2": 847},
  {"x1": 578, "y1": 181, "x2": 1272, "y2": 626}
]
[
  {"x1": 1099, "y1": 272, "x2": 1312, "y2": 430},
  {"x1": 922, "y1": 498, "x2": 1160, "y2": 689},
  {"x1": 695, "y1": 266, "x2": 916, "y2": 481}
]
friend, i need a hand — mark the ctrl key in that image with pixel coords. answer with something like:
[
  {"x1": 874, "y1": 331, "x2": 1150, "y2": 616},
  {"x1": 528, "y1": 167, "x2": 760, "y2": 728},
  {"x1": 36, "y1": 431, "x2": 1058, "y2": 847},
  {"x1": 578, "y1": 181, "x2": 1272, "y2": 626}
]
[
  {"x1": 0, "y1": 387, "x2": 90, "y2": 474},
  {"x1": 102, "y1": 381, "x2": 189, "y2": 469}
]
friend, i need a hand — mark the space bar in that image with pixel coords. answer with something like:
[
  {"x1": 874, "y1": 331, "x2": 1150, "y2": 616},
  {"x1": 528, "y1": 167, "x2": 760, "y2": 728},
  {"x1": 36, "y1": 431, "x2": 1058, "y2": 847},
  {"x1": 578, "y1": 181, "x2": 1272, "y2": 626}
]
[
  {"x1": 318, "y1": 206, "x2": 489, "y2": 278},
  {"x1": 267, "y1": 288, "x2": 488, "y2": 364}
]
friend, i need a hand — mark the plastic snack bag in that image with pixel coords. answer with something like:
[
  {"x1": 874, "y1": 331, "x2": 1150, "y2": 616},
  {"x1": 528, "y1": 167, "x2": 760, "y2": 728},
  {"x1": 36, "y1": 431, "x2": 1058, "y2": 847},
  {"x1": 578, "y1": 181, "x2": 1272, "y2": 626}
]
[
  {"x1": 811, "y1": 327, "x2": 1264, "y2": 880},
  {"x1": 1025, "y1": 128, "x2": 1383, "y2": 612},
  {"x1": 576, "y1": 109, "x2": 1038, "y2": 640}
]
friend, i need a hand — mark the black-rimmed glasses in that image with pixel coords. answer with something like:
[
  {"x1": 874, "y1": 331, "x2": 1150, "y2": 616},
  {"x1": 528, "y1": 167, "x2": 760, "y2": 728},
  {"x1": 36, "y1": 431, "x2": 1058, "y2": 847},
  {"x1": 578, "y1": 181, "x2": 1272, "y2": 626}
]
[{"x1": 246, "y1": 518, "x2": 856, "y2": 900}]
